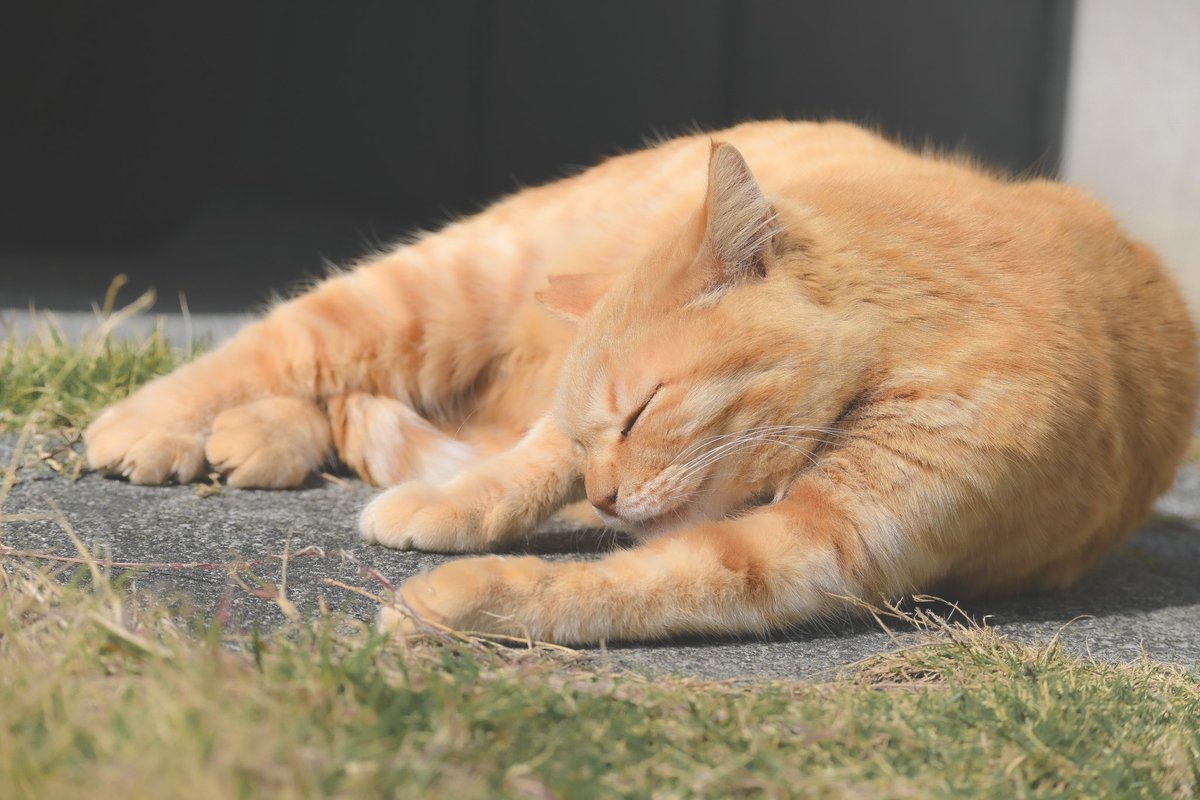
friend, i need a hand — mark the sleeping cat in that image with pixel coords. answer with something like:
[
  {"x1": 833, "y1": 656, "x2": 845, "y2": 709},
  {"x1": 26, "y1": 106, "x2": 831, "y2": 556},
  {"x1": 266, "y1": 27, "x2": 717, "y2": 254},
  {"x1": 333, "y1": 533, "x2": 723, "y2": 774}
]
[{"x1": 85, "y1": 121, "x2": 1197, "y2": 644}]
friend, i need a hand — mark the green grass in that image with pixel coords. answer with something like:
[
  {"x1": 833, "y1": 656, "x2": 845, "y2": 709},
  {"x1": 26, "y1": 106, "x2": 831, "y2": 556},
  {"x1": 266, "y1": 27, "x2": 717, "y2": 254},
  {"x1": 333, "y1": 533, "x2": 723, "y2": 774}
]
[
  {"x1": 1, "y1": 560, "x2": 1196, "y2": 799},
  {"x1": 1, "y1": 294, "x2": 1198, "y2": 798},
  {"x1": 1, "y1": 284, "x2": 189, "y2": 478},
  {"x1": 0, "y1": 316, "x2": 179, "y2": 428}
]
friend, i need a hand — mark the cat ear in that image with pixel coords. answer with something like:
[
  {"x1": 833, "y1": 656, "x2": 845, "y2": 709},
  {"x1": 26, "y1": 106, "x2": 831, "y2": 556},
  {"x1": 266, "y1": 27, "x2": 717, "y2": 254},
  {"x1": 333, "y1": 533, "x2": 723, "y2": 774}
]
[
  {"x1": 700, "y1": 141, "x2": 780, "y2": 291},
  {"x1": 535, "y1": 273, "x2": 619, "y2": 321}
]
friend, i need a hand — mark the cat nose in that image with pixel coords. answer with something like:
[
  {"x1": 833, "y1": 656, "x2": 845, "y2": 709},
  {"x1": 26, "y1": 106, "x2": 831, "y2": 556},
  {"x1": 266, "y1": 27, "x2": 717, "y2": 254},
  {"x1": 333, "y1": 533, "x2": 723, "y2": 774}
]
[{"x1": 591, "y1": 489, "x2": 619, "y2": 517}]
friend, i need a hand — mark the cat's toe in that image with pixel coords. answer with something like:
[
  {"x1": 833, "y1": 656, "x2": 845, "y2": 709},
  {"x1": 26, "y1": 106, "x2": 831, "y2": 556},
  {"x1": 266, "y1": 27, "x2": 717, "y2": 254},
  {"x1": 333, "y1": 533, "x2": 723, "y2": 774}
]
[
  {"x1": 119, "y1": 431, "x2": 207, "y2": 484},
  {"x1": 84, "y1": 407, "x2": 127, "y2": 471},
  {"x1": 379, "y1": 573, "x2": 452, "y2": 631},
  {"x1": 383, "y1": 556, "x2": 548, "y2": 636},
  {"x1": 359, "y1": 482, "x2": 473, "y2": 551},
  {"x1": 376, "y1": 603, "x2": 422, "y2": 635},
  {"x1": 389, "y1": 560, "x2": 492, "y2": 631},
  {"x1": 359, "y1": 484, "x2": 431, "y2": 549},
  {"x1": 205, "y1": 398, "x2": 330, "y2": 489},
  {"x1": 209, "y1": 446, "x2": 313, "y2": 489},
  {"x1": 86, "y1": 407, "x2": 207, "y2": 484},
  {"x1": 85, "y1": 406, "x2": 144, "y2": 471},
  {"x1": 358, "y1": 495, "x2": 410, "y2": 548}
]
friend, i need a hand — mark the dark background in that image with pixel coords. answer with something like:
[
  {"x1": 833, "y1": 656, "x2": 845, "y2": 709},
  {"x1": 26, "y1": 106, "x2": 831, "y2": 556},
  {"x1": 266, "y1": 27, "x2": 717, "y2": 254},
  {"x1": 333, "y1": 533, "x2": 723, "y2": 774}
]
[{"x1": 0, "y1": 1, "x2": 1075, "y2": 312}]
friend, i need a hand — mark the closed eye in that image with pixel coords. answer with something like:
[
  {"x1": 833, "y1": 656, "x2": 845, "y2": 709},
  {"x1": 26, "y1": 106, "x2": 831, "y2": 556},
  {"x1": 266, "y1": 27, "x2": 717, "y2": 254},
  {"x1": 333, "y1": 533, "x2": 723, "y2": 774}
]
[{"x1": 621, "y1": 383, "x2": 662, "y2": 439}]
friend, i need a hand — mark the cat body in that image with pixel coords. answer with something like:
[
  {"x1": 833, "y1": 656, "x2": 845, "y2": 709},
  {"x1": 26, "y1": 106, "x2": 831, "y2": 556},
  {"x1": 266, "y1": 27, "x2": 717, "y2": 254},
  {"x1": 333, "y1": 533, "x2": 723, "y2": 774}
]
[{"x1": 85, "y1": 121, "x2": 1197, "y2": 643}]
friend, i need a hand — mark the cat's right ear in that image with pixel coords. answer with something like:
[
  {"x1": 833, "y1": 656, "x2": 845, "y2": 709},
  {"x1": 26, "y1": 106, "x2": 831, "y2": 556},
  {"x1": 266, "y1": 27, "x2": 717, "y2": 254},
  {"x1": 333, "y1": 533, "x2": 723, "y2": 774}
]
[
  {"x1": 699, "y1": 142, "x2": 781, "y2": 294},
  {"x1": 535, "y1": 273, "x2": 618, "y2": 322}
]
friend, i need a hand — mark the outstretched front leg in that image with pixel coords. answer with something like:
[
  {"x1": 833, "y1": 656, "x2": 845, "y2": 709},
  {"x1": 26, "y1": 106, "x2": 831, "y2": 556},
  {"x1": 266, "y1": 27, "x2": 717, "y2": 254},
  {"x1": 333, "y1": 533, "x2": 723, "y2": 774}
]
[
  {"x1": 382, "y1": 476, "x2": 910, "y2": 644},
  {"x1": 360, "y1": 415, "x2": 585, "y2": 552},
  {"x1": 84, "y1": 132, "x2": 712, "y2": 488},
  {"x1": 84, "y1": 217, "x2": 551, "y2": 487}
]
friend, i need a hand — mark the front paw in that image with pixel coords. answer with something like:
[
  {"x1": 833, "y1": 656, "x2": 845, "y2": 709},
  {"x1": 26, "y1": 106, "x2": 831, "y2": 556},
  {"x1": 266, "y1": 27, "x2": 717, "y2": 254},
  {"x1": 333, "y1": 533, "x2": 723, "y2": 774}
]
[
  {"x1": 359, "y1": 481, "x2": 479, "y2": 551},
  {"x1": 379, "y1": 555, "x2": 549, "y2": 635},
  {"x1": 85, "y1": 402, "x2": 207, "y2": 485}
]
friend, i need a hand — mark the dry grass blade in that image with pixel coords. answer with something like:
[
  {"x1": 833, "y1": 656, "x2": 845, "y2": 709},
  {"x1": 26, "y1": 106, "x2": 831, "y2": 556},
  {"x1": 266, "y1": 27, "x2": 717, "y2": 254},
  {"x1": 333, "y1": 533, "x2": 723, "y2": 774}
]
[
  {"x1": 2, "y1": 548, "x2": 1195, "y2": 799},
  {"x1": 1, "y1": 283, "x2": 1198, "y2": 797},
  {"x1": 86, "y1": 610, "x2": 173, "y2": 659},
  {"x1": 0, "y1": 420, "x2": 34, "y2": 522}
]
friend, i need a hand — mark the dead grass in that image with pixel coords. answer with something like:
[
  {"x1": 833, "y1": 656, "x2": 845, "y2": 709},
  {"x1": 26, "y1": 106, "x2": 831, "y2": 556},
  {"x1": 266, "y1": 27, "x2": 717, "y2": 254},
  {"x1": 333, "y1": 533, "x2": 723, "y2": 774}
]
[
  {"x1": 2, "y1": 543, "x2": 1197, "y2": 799},
  {"x1": 1, "y1": 289, "x2": 1198, "y2": 798},
  {"x1": 0, "y1": 279, "x2": 191, "y2": 481}
]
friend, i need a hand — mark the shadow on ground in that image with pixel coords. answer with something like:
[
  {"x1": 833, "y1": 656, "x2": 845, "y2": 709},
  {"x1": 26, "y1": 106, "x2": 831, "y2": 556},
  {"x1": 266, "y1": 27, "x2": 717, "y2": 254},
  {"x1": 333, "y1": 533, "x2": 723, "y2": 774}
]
[{"x1": 2, "y1": 435, "x2": 1198, "y2": 680}]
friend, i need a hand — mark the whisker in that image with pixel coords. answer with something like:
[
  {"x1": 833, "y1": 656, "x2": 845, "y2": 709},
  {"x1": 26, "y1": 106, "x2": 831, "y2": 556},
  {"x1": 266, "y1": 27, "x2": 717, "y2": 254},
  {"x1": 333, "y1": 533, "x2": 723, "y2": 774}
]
[
  {"x1": 673, "y1": 434, "x2": 763, "y2": 481},
  {"x1": 657, "y1": 485, "x2": 707, "y2": 506},
  {"x1": 671, "y1": 430, "x2": 747, "y2": 464},
  {"x1": 671, "y1": 423, "x2": 853, "y2": 467},
  {"x1": 742, "y1": 423, "x2": 854, "y2": 439},
  {"x1": 674, "y1": 431, "x2": 831, "y2": 483},
  {"x1": 660, "y1": 438, "x2": 822, "y2": 507},
  {"x1": 653, "y1": 424, "x2": 856, "y2": 511},
  {"x1": 670, "y1": 431, "x2": 830, "y2": 489}
]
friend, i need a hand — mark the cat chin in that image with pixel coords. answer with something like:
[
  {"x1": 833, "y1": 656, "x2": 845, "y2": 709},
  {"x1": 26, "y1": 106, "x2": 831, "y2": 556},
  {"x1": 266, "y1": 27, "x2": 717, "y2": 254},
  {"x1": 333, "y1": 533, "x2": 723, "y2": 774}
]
[
  {"x1": 615, "y1": 507, "x2": 703, "y2": 540},
  {"x1": 592, "y1": 508, "x2": 625, "y2": 529}
]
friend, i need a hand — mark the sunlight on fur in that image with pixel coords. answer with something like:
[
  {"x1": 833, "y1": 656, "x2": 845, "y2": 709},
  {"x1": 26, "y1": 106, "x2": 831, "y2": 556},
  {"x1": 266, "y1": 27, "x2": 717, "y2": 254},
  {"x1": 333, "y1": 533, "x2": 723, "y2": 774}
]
[{"x1": 85, "y1": 121, "x2": 1197, "y2": 644}]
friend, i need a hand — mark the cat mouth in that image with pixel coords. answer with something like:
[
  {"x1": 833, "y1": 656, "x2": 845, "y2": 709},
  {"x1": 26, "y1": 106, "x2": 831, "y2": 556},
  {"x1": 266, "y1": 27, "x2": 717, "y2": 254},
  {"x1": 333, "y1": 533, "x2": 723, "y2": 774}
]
[
  {"x1": 592, "y1": 504, "x2": 689, "y2": 535},
  {"x1": 618, "y1": 503, "x2": 693, "y2": 536},
  {"x1": 606, "y1": 472, "x2": 716, "y2": 535}
]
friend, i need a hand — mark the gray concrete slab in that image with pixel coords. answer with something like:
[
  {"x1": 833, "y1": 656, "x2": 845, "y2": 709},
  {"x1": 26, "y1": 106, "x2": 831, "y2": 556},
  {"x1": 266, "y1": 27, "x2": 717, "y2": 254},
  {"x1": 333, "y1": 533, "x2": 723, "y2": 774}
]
[
  {"x1": 1, "y1": 308, "x2": 252, "y2": 348},
  {"x1": 2, "y1": 434, "x2": 1198, "y2": 680},
  {"x1": 1, "y1": 312, "x2": 1197, "y2": 677}
]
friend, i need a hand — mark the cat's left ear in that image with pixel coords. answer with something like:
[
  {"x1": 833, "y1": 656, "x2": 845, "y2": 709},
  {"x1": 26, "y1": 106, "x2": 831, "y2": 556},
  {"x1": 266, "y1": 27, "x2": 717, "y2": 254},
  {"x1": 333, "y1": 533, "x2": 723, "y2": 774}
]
[
  {"x1": 535, "y1": 273, "x2": 619, "y2": 321},
  {"x1": 700, "y1": 142, "x2": 781, "y2": 292}
]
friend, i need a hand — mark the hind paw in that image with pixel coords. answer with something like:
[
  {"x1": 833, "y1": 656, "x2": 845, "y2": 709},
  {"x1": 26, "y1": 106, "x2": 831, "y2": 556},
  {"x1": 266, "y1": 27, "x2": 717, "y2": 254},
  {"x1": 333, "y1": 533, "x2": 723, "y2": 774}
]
[{"x1": 205, "y1": 397, "x2": 332, "y2": 488}]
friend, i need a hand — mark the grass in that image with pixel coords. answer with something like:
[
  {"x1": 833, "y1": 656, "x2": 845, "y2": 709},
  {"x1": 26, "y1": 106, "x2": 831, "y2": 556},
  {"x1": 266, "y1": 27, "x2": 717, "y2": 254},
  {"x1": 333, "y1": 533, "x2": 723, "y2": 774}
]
[
  {"x1": 1, "y1": 281, "x2": 190, "y2": 479},
  {"x1": 1, "y1": 292, "x2": 1199, "y2": 798},
  {"x1": 1, "y1": 558, "x2": 1197, "y2": 799}
]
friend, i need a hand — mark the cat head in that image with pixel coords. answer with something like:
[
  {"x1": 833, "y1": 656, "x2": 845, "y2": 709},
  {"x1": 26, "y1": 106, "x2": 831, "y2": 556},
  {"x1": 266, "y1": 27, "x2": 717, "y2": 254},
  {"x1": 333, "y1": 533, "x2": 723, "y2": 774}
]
[{"x1": 542, "y1": 142, "x2": 862, "y2": 535}]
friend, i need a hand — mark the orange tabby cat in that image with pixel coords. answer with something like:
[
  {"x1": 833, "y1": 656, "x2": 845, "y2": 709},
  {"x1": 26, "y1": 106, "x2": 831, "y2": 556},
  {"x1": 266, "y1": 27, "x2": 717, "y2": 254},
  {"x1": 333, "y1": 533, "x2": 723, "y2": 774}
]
[{"x1": 85, "y1": 121, "x2": 1197, "y2": 644}]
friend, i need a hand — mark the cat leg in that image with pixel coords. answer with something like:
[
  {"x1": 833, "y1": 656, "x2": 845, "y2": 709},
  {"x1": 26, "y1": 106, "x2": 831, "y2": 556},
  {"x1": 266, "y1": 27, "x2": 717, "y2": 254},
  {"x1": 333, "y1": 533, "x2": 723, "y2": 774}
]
[
  {"x1": 202, "y1": 392, "x2": 484, "y2": 490},
  {"x1": 204, "y1": 397, "x2": 332, "y2": 489},
  {"x1": 327, "y1": 392, "x2": 478, "y2": 487},
  {"x1": 380, "y1": 478, "x2": 899, "y2": 644},
  {"x1": 84, "y1": 133, "x2": 714, "y2": 486},
  {"x1": 84, "y1": 225, "x2": 548, "y2": 484},
  {"x1": 359, "y1": 415, "x2": 584, "y2": 552}
]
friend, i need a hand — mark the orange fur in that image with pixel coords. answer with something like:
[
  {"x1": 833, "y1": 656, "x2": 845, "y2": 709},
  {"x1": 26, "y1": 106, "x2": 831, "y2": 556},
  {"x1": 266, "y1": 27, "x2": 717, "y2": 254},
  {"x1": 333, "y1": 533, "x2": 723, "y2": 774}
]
[{"x1": 86, "y1": 121, "x2": 1197, "y2": 644}]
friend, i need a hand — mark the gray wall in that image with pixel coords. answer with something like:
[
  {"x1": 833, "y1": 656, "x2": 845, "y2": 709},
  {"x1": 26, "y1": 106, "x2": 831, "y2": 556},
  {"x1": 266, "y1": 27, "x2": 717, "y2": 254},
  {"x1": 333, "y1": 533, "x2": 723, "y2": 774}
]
[
  {"x1": 1, "y1": 1, "x2": 1074, "y2": 311},
  {"x1": 1062, "y1": 0, "x2": 1200, "y2": 313}
]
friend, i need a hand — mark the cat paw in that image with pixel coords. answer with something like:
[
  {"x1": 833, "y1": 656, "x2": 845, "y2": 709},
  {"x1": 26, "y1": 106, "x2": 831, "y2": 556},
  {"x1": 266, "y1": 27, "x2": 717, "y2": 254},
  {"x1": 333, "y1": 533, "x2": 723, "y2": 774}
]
[
  {"x1": 358, "y1": 481, "x2": 479, "y2": 551},
  {"x1": 379, "y1": 556, "x2": 549, "y2": 635},
  {"x1": 376, "y1": 604, "x2": 421, "y2": 635},
  {"x1": 86, "y1": 403, "x2": 207, "y2": 484},
  {"x1": 205, "y1": 397, "x2": 331, "y2": 489},
  {"x1": 378, "y1": 561, "x2": 488, "y2": 633}
]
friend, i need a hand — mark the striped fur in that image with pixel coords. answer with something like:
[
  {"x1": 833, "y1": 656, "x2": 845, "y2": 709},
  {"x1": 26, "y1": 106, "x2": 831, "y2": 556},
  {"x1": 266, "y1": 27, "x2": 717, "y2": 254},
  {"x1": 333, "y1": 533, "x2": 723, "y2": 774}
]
[{"x1": 87, "y1": 121, "x2": 1197, "y2": 643}]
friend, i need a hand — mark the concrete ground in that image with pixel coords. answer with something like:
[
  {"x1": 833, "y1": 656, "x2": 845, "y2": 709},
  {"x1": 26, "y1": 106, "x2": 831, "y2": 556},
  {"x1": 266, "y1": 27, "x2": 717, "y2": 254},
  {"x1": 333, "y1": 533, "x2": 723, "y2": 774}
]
[{"x1": 2, "y1": 309, "x2": 1199, "y2": 680}]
